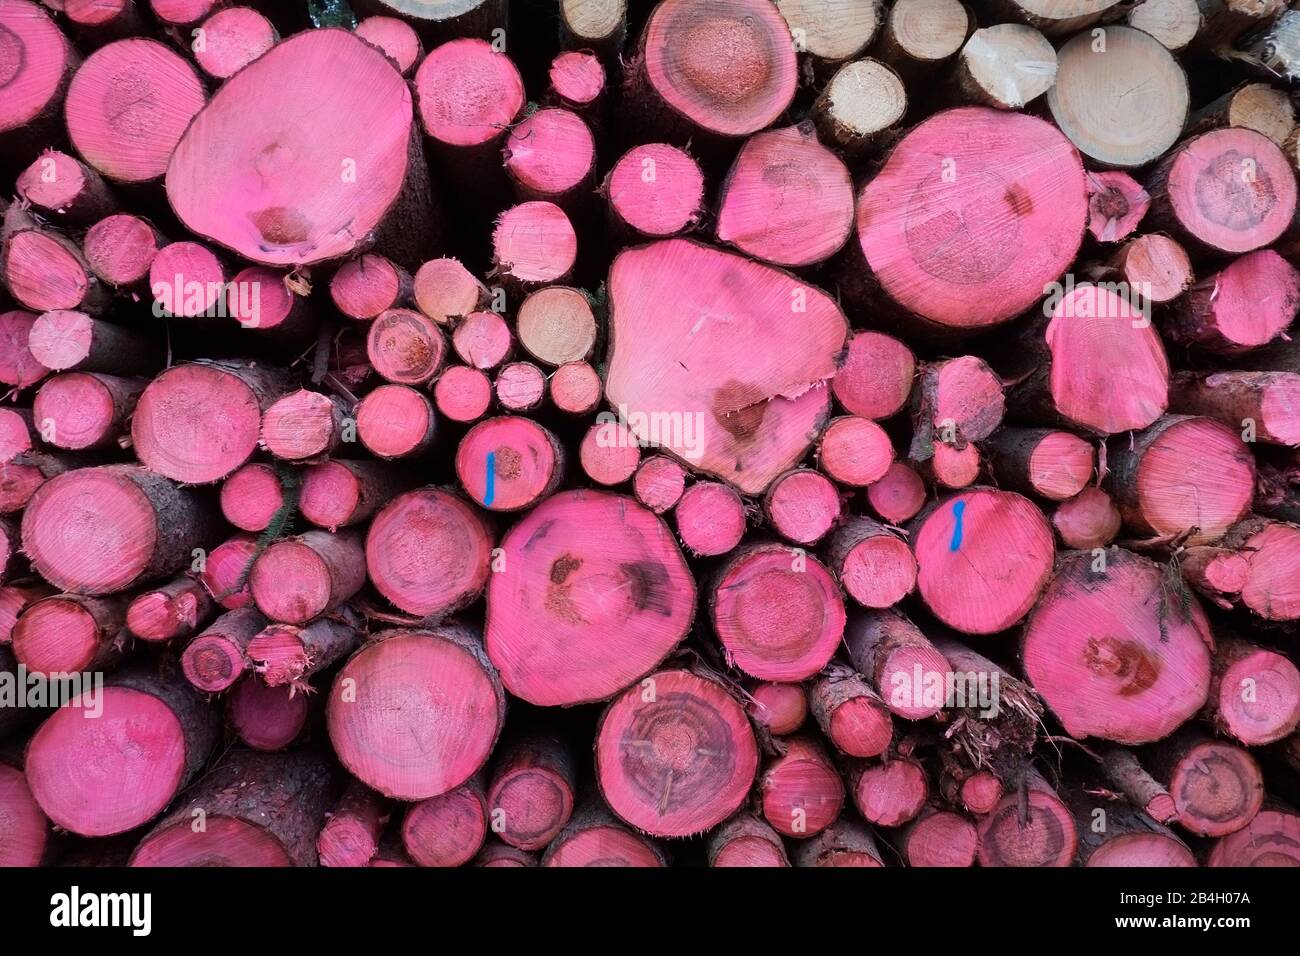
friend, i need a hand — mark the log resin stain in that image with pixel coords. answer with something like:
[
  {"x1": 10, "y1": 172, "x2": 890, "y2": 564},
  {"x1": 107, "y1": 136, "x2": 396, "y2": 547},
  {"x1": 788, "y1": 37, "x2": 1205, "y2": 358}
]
[{"x1": 1083, "y1": 636, "x2": 1160, "y2": 696}]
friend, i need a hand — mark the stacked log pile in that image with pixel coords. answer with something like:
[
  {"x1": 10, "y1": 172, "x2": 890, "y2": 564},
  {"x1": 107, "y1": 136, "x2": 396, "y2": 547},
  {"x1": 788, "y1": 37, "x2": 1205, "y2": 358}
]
[{"x1": 1, "y1": 0, "x2": 1300, "y2": 868}]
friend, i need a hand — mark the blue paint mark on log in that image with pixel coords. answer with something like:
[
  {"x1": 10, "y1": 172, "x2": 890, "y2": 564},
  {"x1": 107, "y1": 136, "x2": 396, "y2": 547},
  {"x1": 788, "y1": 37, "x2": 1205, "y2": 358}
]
[
  {"x1": 950, "y1": 499, "x2": 966, "y2": 552},
  {"x1": 484, "y1": 451, "x2": 496, "y2": 507}
]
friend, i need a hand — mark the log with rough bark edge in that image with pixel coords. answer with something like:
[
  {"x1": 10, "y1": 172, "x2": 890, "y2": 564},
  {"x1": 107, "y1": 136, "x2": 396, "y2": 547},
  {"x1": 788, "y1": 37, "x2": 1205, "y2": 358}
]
[
  {"x1": 953, "y1": 24, "x2": 1056, "y2": 111},
  {"x1": 807, "y1": 666, "x2": 893, "y2": 758},
  {"x1": 759, "y1": 735, "x2": 845, "y2": 838},
  {"x1": 516, "y1": 287, "x2": 595, "y2": 367},
  {"x1": 549, "y1": 50, "x2": 605, "y2": 117},
  {"x1": 487, "y1": 489, "x2": 694, "y2": 705},
  {"x1": 1218, "y1": 517, "x2": 1300, "y2": 620},
  {"x1": 1179, "y1": 544, "x2": 1251, "y2": 608},
  {"x1": 1167, "y1": 250, "x2": 1300, "y2": 355},
  {"x1": 1001, "y1": 0, "x2": 1123, "y2": 34},
  {"x1": 818, "y1": 415, "x2": 895, "y2": 487},
  {"x1": 793, "y1": 816, "x2": 884, "y2": 867},
  {"x1": 1190, "y1": 82, "x2": 1295, "y2": 146},
  {"x1": 1146, "y1": 730, "x2": 1264, "y2": 836},
  {"x1": 492, "y1": 201, "x2": 577, "y2": 287},
  {"x1": 0, "y1": 583, "x2": 54, "y2": 646},
  {"x1": 1234, "y1": 6, "x2": 1300, "y2": 82},
  {"x1": 1147, "y1": 128, "x2": 1297, "y2": 255},
  {"x1": 1053, "y1": 486, "x2": 1122, "y2": 549},
  {"x1": 486, "y1": 727, "x2": 576, "y2": 851},
  {"x1": 494, "y1": 360, "x2": 546, "y2": 411},
  {"x1": 227, "y1": 676, "x2": 309, "y2": 752},
  {"x1": 434, "y1": 365, "x2": 493, "y2": 422},
  {"x1": 221, "y1": 462, "x2": 283, "y2": 532},
  {"x1": 12, "y1": 592, "x2": 126, "y2": 674},
  {"x1": 32, "y1": 372, "x2": 144, "y2": 450},
  {"x1": 130, "y1": 748, "x2": 333, "y2": 867},
  {"x1": 0, "y1": 1, "x2": 78, "y2": 162},
  {"x1": 1013, "y1": 284, "x2": 1170, "y2": 435},
  {"x1": 132, "y1": 360, "x2": 292, "y2": 484},
  {"x1": 977, "y1": 768, "x2": 1078, "y2": 867},
  {"x1": 260, "y1": 389, "x2": 347, "y2": 463},
  {"x1": 747, "y1": 681, "x2": 807, "y2": 735},
  {"x1": 706, "y1": 812, "x2": 790, "y2": 866},
  {"x1": 402, "y1": 775, "x2": 488, "y2": 867},
  {"x1": 832, "y1": 332, "x2": 914, "y2": 422},
  {"x1": 763, "y1": 468, "x2": 841, "y2": 546},
  {"x1": 300, "y1": 460, "x2": 405, "y2": 531},
  {"x1": 2, "y1": 214, "x2": 107, "y2": 316},
  {"x1": 827, "y1": 518, "x2": 916, "y2": 610},
  {"x1": 331, "y1": 254, "x2": 413, "y2": 322},
  {"x1": 149, "y1": 0, "x2": 215, "y2": 28},
  {"x1": 148, "y1": 240, "x2": 227, "y2": 318},
  {"x1": 912, "y1": 488, "x2": 1054, "y2": 634},
  {"x1": 867, "y1": 462, "x2": 927, "y2": 524},
  {"x1": 1107, "y1": 415, "x2": 1255, "y2": 545},
  {"x1": 22, "y1": 464, "x2": 214, "y2": 594},
  {"x1": 548, "y1": 360, "x2": 601, "y2": 415},
  {"x1": 579, "y1": 420, "x2": 640, "y2": 486},
  {"x1": 0, "y1": 762, "x2": 46, "y2": 867},
  {"x1": 633, "y1": 454, "x2": 686, "y2": 513},
  {"x1": 27, "y1": 311, "x2": 156, "y2": 375},
  {"x1": 987, "y1": 428, "x2": 1094, "y2": 501},
  {"x1": 1206, "y1": 637, "x2": 1300, "y2": 745},
  {"x1": 1171, "y1": 370, "x2": 1300, "y2": 446},
  {"x1": 249, "y1": 614, "x2": 361, "y2": 688},
  {"x1": 851, "y1": 108, "x2": 1087, "y2": 333},
  {"x1": 367, "y1": 307, "x2": 448, "y2": 386},
  {"x1": 1107, "y1": 233, "x2": 1193, "y2": 303},
  {"x1": 0, "y1": 408, "x2": 31, "y2": 460},
  {"x1": 200, "y1": 532, "x2": 257, "y2": 610},
  {"x1": 0, "y1": 451, "x2": 74, "y2": 515},
  {"x1": 366, "y1": 486, "x2": 492, "y2": 617},
  {"x1": 180, "y1": 606, "x2": 267, "y2": 692},
  {"x1": 318, "y1": 781, "x2": 390, "y2": 867},
  {"x1": 473, "y1": 840, "x2": 535, "y2": 866},
  {"x1": 910, "y1": 356, "x2": 1005, "y2": 461},
  {"x1": 169, "y1": 29, "x2": 435, "y2": 269},
  {"x1": 1068, "y1": 793, "x2": 1196, "y2": 866},
  {"x1": 329, "y1": 626, "x2": 505, "y2": 800},
  {"x1": 560, "y1": 0, "x2": 626, "y2": 57},
  {"x1": 596, "y1": 668, "x2": 758, "y2": 837},
  {"x1": 850, "y1": 755, "x2": 928, "y2": 826},
  {"x1": 356, "y1": 383, "x2": 436, "y2": 458},
  {"x1": 0, "y1": 311, "x2": 48, "y2": 387},
  {"x1": 604, "y1": 143, "x2": 705, "y2": 239},
  {"x1": 711, "y1": 542, "x2": 844, "y2": 681},
  {"x1": 0, "y1": 514, "x2": 19, "y2": 581},
  {"x1": 126, "y1": 574, "x2": 214, "y2": 643},
  {"x1": 1047, "y1": 27, "x2": 1188, "y2": 169},
  {"x1": 1098, "y1": 745, "x2": 1177, "y2": 823},
  {"x1": 456, "y1": 415, "x2": 564, "y2": 511},
  {"x1": 875, "y1": 0, "x2": 969, "y2": 76},
  {"x1": 625, "y1": 0, "x2": 797, "y2": 144},
  {"x1": 1023, "y1": 547, "x2": 1213, "y2": 743},
  {"x1": 225, "y1": 266, "x2": 315, "y2": 344},
  {"x1": 1123, "y1": 0, "x2": 1201, "y2": 52},
  {"x1": 503, "y1": 108, "x2": 596, "y2": 209},
  {"x1": 775, "y1": 0, "x2": 881, "y2": 67},
  {"x1": 355, "y1": 15, "x2": 424, "y2": 76},
  {"x1": 812, "y1": 59, "x2": 906, "y2": 160},
  {"x1": 64, "y1": 38, "x2": 204, "y2": 184},
  {"x1": 452, "y1": 310, "x2": 512, "y2": 370},
  {"x1": 947, "y1": 767, "x2": 1006, "y2": 817},
  {"x1": 901, "y1": 806, "x2": 978, "y2": 866},
  {"x1": 192, "y1": 6, "x2": 277, "y2": 81},
  {"x1": 26, "y1": 662, "x2": 219, "y2": 836},
  {"x1": 249, "y1": 530, "x2": 365, "y2": 625},
  {"x1": 716, "y1": 123, "x2": 854, "y2": 268},
  {"x1": 16, "y1": 150, "x2": 116, "y2": 225},
  {"x1": 926, "y1": 436, "x2": 981, "y2": 485},
  {"x1": 845, "y1": 608, "x2": 948, "y2": 719},
  {"x1": 82, "y1": 214, "x2": 162, "y2": 290},
  {"x1": 1086, "y1": 172, "x2": 1151, "y2": 244},
  {"x1": 1208, "y1": 807, "x2": 1300, "y2": 866},
  {"x1": 355, "y1": 0, "x2": 505, "y2": 38},
  {"x1": 541, "y1": 798, "x2": 667, "y2": 867}
]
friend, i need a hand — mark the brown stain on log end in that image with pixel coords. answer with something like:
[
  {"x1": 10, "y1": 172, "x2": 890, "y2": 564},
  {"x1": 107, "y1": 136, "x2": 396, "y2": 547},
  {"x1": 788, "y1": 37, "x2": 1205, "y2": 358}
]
[
  {"x1": 712, "y1": 380, "x2": 767, "y2": 444},
  {"x1": 621, "y1": 561, "x2": 672, "y2": 616},
  {"x1": 1083, "y1": 636, "x2": 1159, "y2": 696},
  {"x1": 495, "y1": 446, "x2": 522, "y2": 480},
  {"x1": 550, "y1": 553, "x2": 582, "y2": 584},
  {"x1": 251, "y1": 206, "x2": 311, "y2": 246},
  {"x1": 1005, "y1": 184, "x2": 1033, "y2": 217}
]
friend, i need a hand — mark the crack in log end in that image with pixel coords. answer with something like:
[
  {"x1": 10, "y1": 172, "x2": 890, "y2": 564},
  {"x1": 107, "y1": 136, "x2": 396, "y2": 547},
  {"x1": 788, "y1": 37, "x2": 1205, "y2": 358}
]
[
  {"x1": 712, "y1": 380, "x2": 768, "y2": 443},
  {"x1": 983, "y1": 800, "x2": 1066, "y2": 867},
  {"x1": 251, "y1": 206, "x2": 312, "y2": 247},
  {"x1": 620, "y1": 693, "x2": 735, "y2": 812},
  {"x1": 621, "y1": 560, "x2": 672, "y2": 616},
  {"x1": 550, "y1": 553, "x2": 582, "y2": 584},
  {"x1": 1083, "y1": 636, "x2": 1159, "y2": 696},
  {"x1": 1004, "y1": 184, "x2": 1033, "y2": 217},
  {"x1": 523, "y1": 519, "x2": 555, "y2": 551}
]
